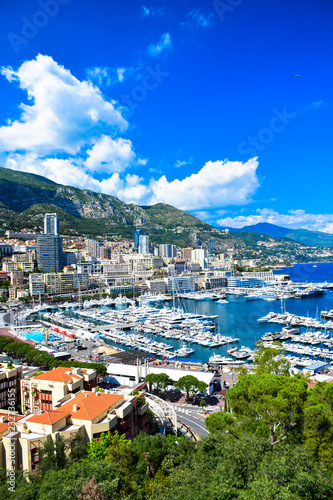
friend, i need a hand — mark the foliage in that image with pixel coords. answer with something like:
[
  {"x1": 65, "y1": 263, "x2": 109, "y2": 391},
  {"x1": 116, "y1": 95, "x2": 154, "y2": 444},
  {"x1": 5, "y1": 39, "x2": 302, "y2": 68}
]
[
  {"x1": 175, "y1": 375, "x2": 207, "y2": 400},
  {"x1": 145, "y1": 373, "x2": 173, "y2": 392},
  {"x1": 254, "y1": 341, "x2": 291, "y2": 376},
  {"x1": 226, "y1": 373, "x2": 308, "y2": 449}
]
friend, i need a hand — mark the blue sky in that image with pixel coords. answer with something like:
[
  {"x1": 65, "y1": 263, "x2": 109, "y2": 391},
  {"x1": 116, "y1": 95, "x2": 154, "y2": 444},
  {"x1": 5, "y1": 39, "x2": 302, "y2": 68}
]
[{"x1": 0, "y1": 0, "x2": 332, "y2": 232}]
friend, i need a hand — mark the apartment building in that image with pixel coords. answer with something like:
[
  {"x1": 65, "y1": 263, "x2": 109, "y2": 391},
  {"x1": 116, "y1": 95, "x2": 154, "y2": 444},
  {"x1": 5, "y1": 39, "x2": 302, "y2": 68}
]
[
  {"x1": 43, "y1": 272, "x2": 91, "y2": 295},
  {"x1": 1, "y1": 390, "x2": 149, "y2": 473},
  {"x1": 21, "y1": 366, "x2": 101, "y2": 414},
  {"x1": 0, "y1": 362, "x2": 22, "y2": 410}
]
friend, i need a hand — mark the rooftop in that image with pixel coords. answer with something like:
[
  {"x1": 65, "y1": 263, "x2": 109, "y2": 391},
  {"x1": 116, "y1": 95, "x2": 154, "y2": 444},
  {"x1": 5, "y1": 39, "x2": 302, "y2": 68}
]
[
  {"x1": 55, "y1": 391, "x2": 123, "y2": 421},
  {"x1": 33, "y1": 366, "x2": 82, "y2": 383},
  {"x1": 26, "y1": 410, "x2": 69, "y2": 425}
]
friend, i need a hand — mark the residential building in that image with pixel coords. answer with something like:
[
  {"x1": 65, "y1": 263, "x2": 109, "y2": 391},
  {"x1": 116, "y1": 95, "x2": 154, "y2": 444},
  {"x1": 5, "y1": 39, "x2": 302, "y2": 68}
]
[
  {"x1": 0, "y1": 271, "x2": 8, "y2": 284},
  {"x1": 139, "y1": 235, "x2": 149, "y2": 254},
  {"x1": 85, "y1": 239, "x2": 103, "y2": 258},
  {"x1": 0, "y1": 244, "x2": 13, "y2": 257},
  {"x1": 43, "y1": 272, "x2": 90, "y2": 295},
  {"x1": 167, "y1": 275, "x2": 197, "y2": 293},
  {"x1": 100, "y1": 246, "x2": 112, "y2": 259},
  {"x1": 29, "y1": 274, "x2": 45, "y2": 296},
  {"x1": 9, "y1": 271, "x2": 24, "y2": 287},
  {"x1": 146, "y1": 279, "x2": 168, "y2": 294},
  {"x1": 134, "y1": 228, "x2": 144, "y2": 253},
  {"x1": 0, "y1": 362, "x2": 22, "y2": 410},
  {"x1": 37, "y1": 234, "x2": 63, "y2": 273},
  {"x1": 44, "y1": 213, "x2": 59, "y2": 235},
  {"x1": 191, "y1": 248, "x2": 208, "y2": 266},
  {"x1": 0, "y1": 390, "x2": 149, "y2": 473},
  {"x1": 8, "y1": 287, "x2": 16, "y2": 300},
  {"x1": 21, "y1": 366, "x2": 101, "y2": 415},
  {"x1": 159, "y1": 244, "x2": 177, "y2": 258},
  {"x1": 182, "y1": 247, "x2": 193, "y2": 260}
]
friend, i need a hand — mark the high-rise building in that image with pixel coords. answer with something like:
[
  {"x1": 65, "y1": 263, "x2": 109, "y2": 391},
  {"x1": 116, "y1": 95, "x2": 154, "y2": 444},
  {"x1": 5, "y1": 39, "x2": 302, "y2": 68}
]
[
  {"x1": 139, "y1": 235, "x2": 149, "y2": 254},
  {"x1": 159, "y1": 244, "x2": 177, "y2": 258},
  {"x1": 37, "y1": 234, "x2": 63, "y2": 273},
  {"x1": 44, "y1": 213, "x2": 59, "y2": 235},
  {"x1": 85, "y1": 239, "x2": 103, "y2": 258},
  {"x1": 37, "y1": 213, "x2": 63, "y2": 272},
  {"x1": 134, "y1": 229, "x2": 144, "y2": 253}
]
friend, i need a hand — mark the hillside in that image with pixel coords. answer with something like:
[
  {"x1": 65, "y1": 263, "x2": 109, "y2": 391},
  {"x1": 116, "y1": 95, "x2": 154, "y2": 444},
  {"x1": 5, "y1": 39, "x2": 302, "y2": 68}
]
[
  {"x1": 223, "y1": 222, "x2": 333, "y2": 247},
  {"x1": 0, "y1": 167, "x2": 244, "y2": 252},
  {"x1": 0, "y1": 166, "x2": 331, "y2": 263}
]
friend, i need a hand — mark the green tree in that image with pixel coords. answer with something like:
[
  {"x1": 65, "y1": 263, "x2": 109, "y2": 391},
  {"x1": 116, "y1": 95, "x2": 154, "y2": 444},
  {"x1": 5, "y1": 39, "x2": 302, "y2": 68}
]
[
  {"x1": 226, "y1": 373, "x2": 308, "y2": 449},
  {"x1": 40, "y1": 436, "x2": 56, "y2": 473},
  {"x1": 105, "y1": 431, "x2": 132, "y2": 472},
  {"x1": 303, "y1": 382, "x2": 333, "y2": 472},
  {"x1": 254, "y1": 342, "x2": 291, "y2": 376},
  {"x1": 175, "y1": 375, "x2": 207, "y2": 402},
  {"x1": 68, "y1": 432, "x2": 88, "y2": 463},
  {"x1": 55, "y1": 433, "x2": 67, "y2": 470},
  {"x1": 87, "y1": 432, "x2": 114, "y2": 461}
]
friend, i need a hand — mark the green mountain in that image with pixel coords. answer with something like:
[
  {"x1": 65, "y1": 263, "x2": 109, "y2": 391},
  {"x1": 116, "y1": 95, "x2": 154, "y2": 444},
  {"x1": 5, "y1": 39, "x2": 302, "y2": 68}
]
[
  {"x1": 224, "y1": 222, "x2": 333, "y2": 248},
  {"x1": 0, "y1": 166, "x2": 330, "y2": 264},
  {"x1": 0, "y1": 166, "x2": 243, "y2": 251}
]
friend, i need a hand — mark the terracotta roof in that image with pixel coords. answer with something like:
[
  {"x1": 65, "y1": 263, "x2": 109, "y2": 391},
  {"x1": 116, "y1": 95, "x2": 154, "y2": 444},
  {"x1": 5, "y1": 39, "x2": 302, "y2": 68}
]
[
  {"x1": 26, "y1": 410, "x2": 69, "y2": 425},
  {"x1": 0, "y1": 413, "x2": 22, "y2": 435},
  {"x1": 55, "y1": 392, "x2": 123, "y2": 421},
  {"x1": 33, "y1": 367, "x2": 82, "y2": 383}
]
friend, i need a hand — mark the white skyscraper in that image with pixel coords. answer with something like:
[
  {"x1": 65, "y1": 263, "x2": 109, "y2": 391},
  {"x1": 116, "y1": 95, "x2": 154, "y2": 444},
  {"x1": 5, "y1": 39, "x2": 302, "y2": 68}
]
[
  {"x1": 139, "y1": 235, "x2": 149, "y2": 254},
  {"x1": 44, "y1": 213, "x2": 59, "y2": 235}
]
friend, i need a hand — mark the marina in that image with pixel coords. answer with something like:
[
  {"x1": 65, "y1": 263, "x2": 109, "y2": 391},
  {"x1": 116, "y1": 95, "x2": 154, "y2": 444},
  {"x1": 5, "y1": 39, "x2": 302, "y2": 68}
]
[{"x1": 5, "y1": 263, "x2": 333, "y2": 368}]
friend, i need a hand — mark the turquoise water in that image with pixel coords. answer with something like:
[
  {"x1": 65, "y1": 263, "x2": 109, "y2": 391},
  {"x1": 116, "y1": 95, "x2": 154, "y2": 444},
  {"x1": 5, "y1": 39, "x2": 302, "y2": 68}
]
[{"x1": 21, "y1": 331, "x2": 58, "y2": 342}]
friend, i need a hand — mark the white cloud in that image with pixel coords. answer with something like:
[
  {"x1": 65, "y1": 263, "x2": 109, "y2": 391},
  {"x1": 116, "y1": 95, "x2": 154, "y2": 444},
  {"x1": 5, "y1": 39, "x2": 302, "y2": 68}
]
[
  {"x1": 216, "y1": 208, "x2": 333, "y2": 234},
  {"x1": 0, "y1": 54, "x2": 127, "y2": 155},
  {"x1": 85, "y1": 135, "x2": 146, "y2": 174},
  {"x1": 3, "y1": 153, "x2": 100, "y2": 191},
  {"x1": 148, "y1": 158, "x2": 259, "y2": 210},
  {"x1": 147, "y1": 33, "x2": 172, "y2": 58},
  {"x1": 86, "y1": 65, "x2": 140, "y2": 87}
]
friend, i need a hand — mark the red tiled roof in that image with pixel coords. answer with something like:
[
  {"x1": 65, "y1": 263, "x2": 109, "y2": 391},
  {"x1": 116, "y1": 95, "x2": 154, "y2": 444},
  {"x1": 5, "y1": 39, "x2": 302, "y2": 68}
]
[
  {"x1": 55, "y1": 391, "x2": 123, "y2": 421},
  {"x1": 26, "y1": 410, "x2": 69, "y2": 425},
  {"x1": 33, "y1": 367, "x2": 82, "y2": 383},
  {"x1": 0, "y1": 413, "x2": 22, "y2": 435}
]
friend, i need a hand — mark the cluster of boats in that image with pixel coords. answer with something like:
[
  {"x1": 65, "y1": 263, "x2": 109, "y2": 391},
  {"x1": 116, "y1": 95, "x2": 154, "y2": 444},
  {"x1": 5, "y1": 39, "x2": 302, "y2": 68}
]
[{"x1": 258, "y1": 311, "x2": 333, "y2": 330}]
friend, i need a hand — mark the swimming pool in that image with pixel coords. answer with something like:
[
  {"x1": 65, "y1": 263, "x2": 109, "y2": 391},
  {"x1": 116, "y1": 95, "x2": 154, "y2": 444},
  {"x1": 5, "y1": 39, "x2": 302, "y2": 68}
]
[{"x1": 21, "y1": 331, "x2": 59, "y2": 342}]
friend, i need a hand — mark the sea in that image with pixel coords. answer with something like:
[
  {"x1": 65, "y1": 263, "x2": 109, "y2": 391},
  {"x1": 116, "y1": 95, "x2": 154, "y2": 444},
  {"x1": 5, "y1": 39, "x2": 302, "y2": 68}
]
[{"x1": 95, "y1": 263, "x2": 333, "y2": 364}]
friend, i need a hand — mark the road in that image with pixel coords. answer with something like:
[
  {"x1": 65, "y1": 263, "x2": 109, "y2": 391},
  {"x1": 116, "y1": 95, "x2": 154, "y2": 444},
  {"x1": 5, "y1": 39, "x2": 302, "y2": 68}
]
[{"x1": 171, "y1": 404, "x2": 210, "y2": 438}]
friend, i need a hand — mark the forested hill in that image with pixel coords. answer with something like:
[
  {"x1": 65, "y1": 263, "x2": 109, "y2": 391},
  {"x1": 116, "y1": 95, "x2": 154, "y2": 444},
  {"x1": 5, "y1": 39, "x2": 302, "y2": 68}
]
[{"x1": 0, "y1": 166, "x2": 245, "y2": 251}]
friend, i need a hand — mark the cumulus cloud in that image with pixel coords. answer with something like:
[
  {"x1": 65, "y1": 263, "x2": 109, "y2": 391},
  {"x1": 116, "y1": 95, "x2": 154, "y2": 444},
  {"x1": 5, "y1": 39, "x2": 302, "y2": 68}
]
[
  {"x1": 0, "y1": 54, "x2": 146, "y2": 192},
  {"x1": 147, "y1": 33, "x2": 172, "y2": 57},
  {"x1": 0, "y1": 54, "x2": 127, "y2": 155},
  {"x1": 148, "y1": 158, "x2": 259, "y2": 210},
  {"x1": 85, "y1": 135, "x2": 146, "y2": 174},
  {"x1": 216, "y1": 208, "x2": 333, "y2": 234},
  {"x1": 0, "y1": 55, "x2": 261, "y2": 217}
]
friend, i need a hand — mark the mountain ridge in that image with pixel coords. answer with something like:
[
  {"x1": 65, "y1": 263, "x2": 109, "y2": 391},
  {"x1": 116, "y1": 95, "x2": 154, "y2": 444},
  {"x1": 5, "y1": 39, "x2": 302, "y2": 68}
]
[{"x1": 218, "y1": 222, "x2": 333, "y2": 248}]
